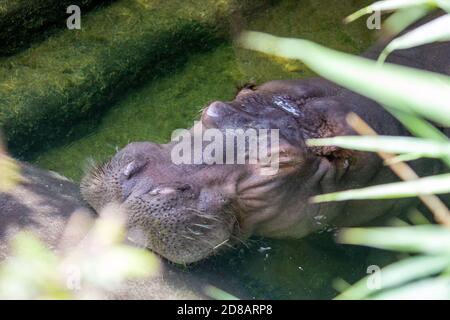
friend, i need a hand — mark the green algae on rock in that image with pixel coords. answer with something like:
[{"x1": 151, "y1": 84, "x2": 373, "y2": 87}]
[
  {"x1": 0, "y1": 0, "x2": 266, "y2": 158},
  {"x1": 0, "y1": 0, "x2": 107, "y2": 56}
]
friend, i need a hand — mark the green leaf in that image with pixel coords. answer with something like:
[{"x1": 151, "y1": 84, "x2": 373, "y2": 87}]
[
  {"x1": 338, "y1": 225, "x2": 450, "y2": 253},
  {"x1": 407, "y1": 209, "x2": 431, "y2": 225},
  {"x1": 379, "y1": 14, "x2": 450, "y2": 64},
  {"x1": 0, "y1": 232, "x2": 63, "y2": 299},
  {"x1": 386, "y1": 108, "x2": 449, "y2": 142},
  {"x1": 372, "y1": 276, "x2": 450, "y2": 299},
  {"x1": 0, "y1": 155, "x2": 22, "y2": 192},
  {"x1": 307, "y1": 136, "x2": 450, "y2": 158},
  {"x1": 84, "y1": 245, "x2": 160, "y2": 289},
  {"x1": 345, "y1": 0, "x2": 433, "y2": 23},
  {"x1": 388, "y1": 217, "x2": 411, "y2": 227},
  {"x1": 383, "y1": 5, "x2": 431, "y2": 35},
  {"x1": 312, "y1": 173, "x2": 450, "y2": 203},
  {"x1": 237, "y1": 31, "x2": 450, "y2": 126},
  {"x1": 437, "y1": 0, "x2": 450, "y2": 12},
  {"x1": 204, "y1": 285, "x2": 240, "y2": 300},
  {"x1": 335, "y1": 255, "x2": 450, "y2": 299},
  {"x1": 383, "y1": 107, "x2": 450, "y2": 166}
]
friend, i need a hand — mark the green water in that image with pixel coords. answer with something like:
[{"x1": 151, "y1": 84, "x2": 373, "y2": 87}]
[{"x1": 33, "y1": 0, "x2": 394, "y2": 299}]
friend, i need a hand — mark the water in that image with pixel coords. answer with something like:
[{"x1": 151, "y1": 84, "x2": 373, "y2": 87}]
[{"x1": 32, "y1": 0, "x2": 397, "y2": 299}]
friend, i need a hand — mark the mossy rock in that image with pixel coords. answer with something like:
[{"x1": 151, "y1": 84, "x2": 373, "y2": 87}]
[
  {"x1": 0, "y1": 0, "x2": 268, "y2": 158},
  {"x1": 0, "y1": 0, "x2": 108, "y2": 56}
]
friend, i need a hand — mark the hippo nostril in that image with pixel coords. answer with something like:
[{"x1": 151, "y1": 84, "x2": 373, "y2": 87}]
[
  {"x1": 207, "y1": 101, "x2": 227, "y2": 117},
  {"x1": 176, "y1": 184, "x2": 192, "y2": 192},
  {"x1": 149, "y1": 187, "x2": 176, "y2": 196},
  {"x1": 122, "y1": 158, "x2": 148, "y2": 179},
  {"x1": 206, "y1": 105, "x2": 220, "y2": 117},
  {"x1": 123, "y1": 161, "x2": 136, "y2": 178},
  {"x1": 202, "y1": 101, "x2": 230, "y2": 127}
]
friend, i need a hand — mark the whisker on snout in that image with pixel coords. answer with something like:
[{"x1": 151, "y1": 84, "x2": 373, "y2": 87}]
[
  {"x1": 213, "y1": 239, "x2": 230, "y2": 250},
  {"x1": 192, "y1": 223, "x2": 214, "y2": 230},
  {"x1": 186, "y1": 226, "x2": 203, "y2": 236},
  {"x1": 186, "y1": 208, "x2": 223, "y2": 223}
]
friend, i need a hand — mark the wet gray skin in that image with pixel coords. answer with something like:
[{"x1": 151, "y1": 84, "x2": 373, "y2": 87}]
[{"x1": 81, "y1": 23, "x2": 450, "y2": 264}]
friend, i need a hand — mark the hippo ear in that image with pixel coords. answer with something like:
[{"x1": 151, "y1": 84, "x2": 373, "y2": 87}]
[
  {"x1": 289, "y1": 96, "x2": 357, "y2": 159},
  {"x1": 235, "y1": 82, "x2": 256, "y2": 98}
]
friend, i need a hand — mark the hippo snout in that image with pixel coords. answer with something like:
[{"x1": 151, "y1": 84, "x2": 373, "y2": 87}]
[{"x1": 81, "y1": 142, "x2": 243, "y2": 264}]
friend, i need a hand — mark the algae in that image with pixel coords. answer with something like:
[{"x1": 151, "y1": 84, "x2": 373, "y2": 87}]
[
  {"x1": 0, "y1": 0, "x2": 263, "y2": 158},
  {"x1": 0, "y1": 0, "x2": 107, "y2": 56}
]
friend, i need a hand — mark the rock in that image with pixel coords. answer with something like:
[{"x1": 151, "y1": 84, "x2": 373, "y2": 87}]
[{"x1": 0, "y1": 162, "x2": 251, "y2": 299}]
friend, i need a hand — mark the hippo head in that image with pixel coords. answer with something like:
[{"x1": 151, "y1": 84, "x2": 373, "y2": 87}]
[
  {"x1": 81, "y1": 80, "x2": 369, "y2": 264},
  {"x1": 82, "y1": 141, "x2": 246, "y2": 264}
]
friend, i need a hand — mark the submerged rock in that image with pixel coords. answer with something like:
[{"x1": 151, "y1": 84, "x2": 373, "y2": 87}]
[{"x1": 0, "y1": 162, "x2": 251, "y2": 299}]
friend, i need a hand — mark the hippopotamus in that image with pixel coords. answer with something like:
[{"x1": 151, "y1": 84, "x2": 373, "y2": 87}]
[
  {"x1": 1, "y1": 162, "x2": 383, "y2": 299},
  {"x1": 81, "y1": 18, "x2": 450, "y2": 264}
]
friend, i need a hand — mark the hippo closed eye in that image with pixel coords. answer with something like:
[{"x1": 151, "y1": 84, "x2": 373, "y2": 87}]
[{"x1": 81, "y1": 25, "x2": 450, "y2": 264}]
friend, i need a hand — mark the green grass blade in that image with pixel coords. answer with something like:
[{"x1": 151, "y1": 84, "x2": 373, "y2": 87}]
[
  {"x1": 386, "y1": 108, "x2": 449, "y2": 142},
  {"x1": 335, "y1": 255, "x2": 450, "y2": 299},
  {"x1": 204, "y1": 285, "x2": 239, "y2": 300},
  {"x1": 237, "y1": 31, "x2": 450, "y2": 126},
  {"x1": 383, "y1": 5, "x2": 431, "y2": 35},
  {"x1": 379, "y1": 14, "x2": 450, "y2": 64},
  {"x1": 372, "y1": 276, "x2": 450, "y2": 299},
  {"x1": 407, "y1": 209, "x2": 431, "y2": 225},
  {"x1": 307, "y1": 136, "x2": 450, "y2": 158},
  {"x1": 345, "y1": 0, "x2": 432, "y2": 23},
  {"x1": 339, "y1": 225, "x2": 450, "y2": 253},
  {"x1": 312, "y1": 173, "x2": 450, "y2": 203},
  {"x1": 437, "y1": 0, "x2": 450, "y2": 12},
  {"x1": 383, "y1": 107, "x2": 450, "y2": 167}
]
